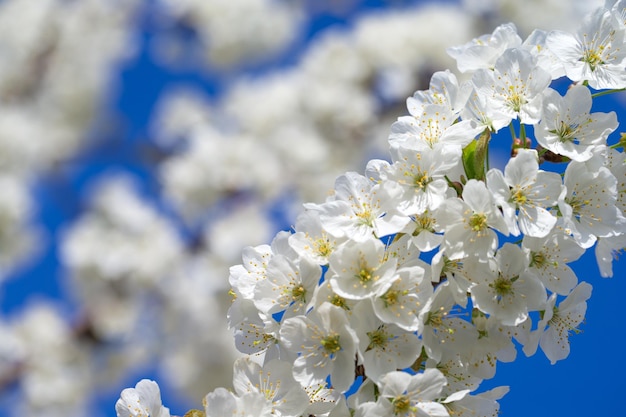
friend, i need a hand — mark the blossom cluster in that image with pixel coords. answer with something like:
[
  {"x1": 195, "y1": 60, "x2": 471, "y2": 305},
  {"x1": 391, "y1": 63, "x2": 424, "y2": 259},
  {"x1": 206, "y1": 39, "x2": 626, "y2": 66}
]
[
  {"x1": 0, "y1": 0, "x2": 139, "y2": 285},
  {"x1": 0, "y1": 0, "x2": 619, "y2": 416},
  {"x1": 116, "y1": 1, "x2": 626, "y2": 416},
  {"x1": 0, "y1": 2, "x2": 533, "y2": 415}
]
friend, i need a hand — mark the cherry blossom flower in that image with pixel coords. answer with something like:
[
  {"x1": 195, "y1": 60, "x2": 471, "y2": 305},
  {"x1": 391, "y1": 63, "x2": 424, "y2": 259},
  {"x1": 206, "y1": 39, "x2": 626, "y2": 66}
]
[
  {"x1": 522, "y1": 231, "x2": 585, "y2": 295},
  {"x1": 535, "y1": 85, "x2": 618, "y2": 161},
  {"x1": 470, "y1": 244, "x2": 546, "y2": 326},
  {"x1": 558, "y1": 157, "x2": 626, "y2": 248},
  {"x1": 436, "y1": 180, "x2": 509, "y2": 261},
  {"x1": 407, "y1": 70, "x2": 472, "y2": 116},
  {"x1": 305, "y1": 172, "x2": 408, "y2": 241},
  {"x1": 461, "y1": 87, "x2": 512, "y2": 133},
  {"x1": 371, "y1": 265, "x2": 433, "y2": 331},
  {"x1": 524, "y1": 282, "x2": 592, "y2": 364},
  {"x1": 351, "y1": 301, "x2": 422, "y2": 383},
  {"x1": 253, "y1": 253, "x2": 321, "y2": 317},
  {"x1": 289, "y1": 210, "x2": 345, "y2": 265},
  {"x1": 389, "y1": 104, "x2": 482, "y2": 151},
  {"x1": 355, "y1": 369, "x2": 450, "y2": 417},
  {"x1": 546, "y1": 7, "x2": 626, "y2": 89},
  {"x1": 279, "y1": 302, "x2": 359, "y2": 393},
  {"x1": 116, "y1": 380, "x2": 170, "y2": 417},
  {"x1": 231, "y1": 357, "x2": 310, "y2": 416},
  {"x1": 447, "y1": 23, "x2": 522, "y2": 73},
  {"x1": 327, "y1": 237, "x2": 398, "y2": 300},
  {"x1": 471, "y1": 47, "x2": 551, "y2": 125},
  {"x1": 379, "y1": 144, "x2": 462, "y2": 216},
  {"x1": 487, "y1": 149, "x2": 562, "y2": 238}
]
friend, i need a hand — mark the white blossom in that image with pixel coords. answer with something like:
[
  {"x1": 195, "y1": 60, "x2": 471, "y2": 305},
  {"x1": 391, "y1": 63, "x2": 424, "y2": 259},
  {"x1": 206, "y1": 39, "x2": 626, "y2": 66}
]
[
  {"x1": 523, "y1": 231, "x2": 585, "y2": 295},
  {"x1": 535, "y1": 85, "x2": 618, "y2": 161},
  {"x1": 447, "y1": 23, "x2": 522, "y2": 73},
  {"x1": 5, "y1": 2, "x2": 624, "y2": 417},
  {"x1": 471, "y1": 47, "x2": 551, "y2": 125},
  {"x1": 231, "y1": 357, "x2": 310, "y2": 417},
  {"x1": 558, "y1": 157, "x2": 626, "y2": 248},
  {"x1": 380, "y1": 144, "x2": 462, "y2": 216},
  {"x1": 470, "y1": 244, "x2": 546, "y2": 326},
  {"x1": 487, "y1": 149, "x2": 562, "y2": 237},
  {"x1": 116, "y1": 380, "x2": 170, "y2": 417},
  {"x1": 524, "y1": 282, "x2": 592, "y2": 364},
  {"x1": 546, "y1": 7, "x2": 626, "y2": 89},
  {"x1": 436, "y1": 180, "x2": 509, "y2": 260},
  {"x1": 327, "y1": 237, "x2": 398, "y2": 301},
  {"x1": 279, "y1": 302, "x2": 359, "y2": 393},
  {"x1": 355, "y1": 369, "x2": 450, "y2": 417},
  {"x1": 352, "y1": 301, "x2": 422, "y2": 383}
]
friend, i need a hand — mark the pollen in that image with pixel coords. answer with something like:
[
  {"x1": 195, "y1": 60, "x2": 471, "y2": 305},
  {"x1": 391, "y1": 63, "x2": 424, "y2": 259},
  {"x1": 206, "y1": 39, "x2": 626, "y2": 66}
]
[
  {"x1": 468, "y1": 212, "x2": 488, "y2": 231},
  {"x1": 413, "y1": 170, "x2": 431, "y2": 190},
  {"x1": 412, "y1": 211, "x2": 436, "y2": 235},
  {"x1": 366, "y1": 326, "x2": 389, "y2": 351},
  {"x1": 425, "y1": 309, "x2": 445, "y2": 327},
  {"x1": 548, "y1": 306, "x2": 583, "y2": 335},
  {"x1": 356, "y1": 206, "x2": 375, "y2": 227},
  {"x1": 358, "y1": 267, "x2": 373, "y2": 283},
  {"x1": 530, "y1": 251, "x2": 547, "y2": 268},
  {"x1": 291, "y1": 285, "x2": 306, "y2": 301},
  {"x1": 381, "y1": 288, "x2": 399, "y2": 307},
  {"x1": 392, "y1": 395, "x2": 412, "y2": 415},
  {"x1": 330, "y1": 294, "x2": 349, "y2": 310},
  {"x1": 550, "y1": 120, "x2": 581, "y2": 143},
  {"x1": 321, "y1": 334, "x2": 341, "y2": 354},
  {"x1": 490, "y1": 275, "x2": 515, "y2": 302},
  {"x1": 511, "y1": 188, "x2": 528, "y2": 206},
  {"x1": 315, "y1": 237, "x2": 333, "y2": 258}
]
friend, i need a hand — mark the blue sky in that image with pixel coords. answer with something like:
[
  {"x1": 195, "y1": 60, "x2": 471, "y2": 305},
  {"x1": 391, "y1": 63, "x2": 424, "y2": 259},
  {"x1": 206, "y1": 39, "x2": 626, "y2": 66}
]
[{"x1": 0, "y1": 1, "x2": 624, "y2": 416}]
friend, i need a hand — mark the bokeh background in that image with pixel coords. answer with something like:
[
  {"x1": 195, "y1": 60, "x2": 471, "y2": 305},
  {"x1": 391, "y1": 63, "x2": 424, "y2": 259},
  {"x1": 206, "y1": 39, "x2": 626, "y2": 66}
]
[{"x1": 0, "y1": 0, "x2": 624, "y2": 416}]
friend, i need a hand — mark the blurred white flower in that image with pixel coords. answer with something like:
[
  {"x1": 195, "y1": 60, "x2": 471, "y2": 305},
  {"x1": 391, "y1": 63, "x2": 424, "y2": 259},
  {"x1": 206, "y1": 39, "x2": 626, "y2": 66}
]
[{"x1": 116, "y1": 379, "x2": 170, "y2": 417}]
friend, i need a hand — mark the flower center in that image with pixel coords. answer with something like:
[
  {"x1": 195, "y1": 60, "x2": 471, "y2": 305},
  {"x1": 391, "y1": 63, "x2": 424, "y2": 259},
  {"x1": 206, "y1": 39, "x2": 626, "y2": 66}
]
[
  {"x1": 291, "y1": 285, "x2": 306, "y2": 302},
  {"x1": 530, "y1": 251, "x2": 546, "y2": 268},
  {"x1": 425, "y1": 309, "x2": 445, "y2": 327},
  {"x1": 511, "y1": 188, "x2": 527, "y2": 206},
  {"x1": 252, "y1": 332, "x2": 276, "y2": 348},
  {"x1": 550, "y1": 120, "x2": 582, "y2": 144},
  {"x1": 440, "y1": 256, "x2": 462, "y2": 278},
  {"x1": 366, "y1": 326, "x2": 389, "y2": 351},
  {"x1": 381, "y1": 288, "x2": 399, "y2": 306},
  {"x1": 565, "y1": 195, "x2": 591, "y2": 217},
  {"x1": 356, "y1": 207, "x2": 374, "y2": 227},
  {"x1": 582, "y1": 46, "x2": 607, "y2": 71},
  {"x1": 392, "y1": 395, "x2": 412, "y2": 415},
  {"x1": 548, "y1": 306, "x2": 582, "y2": 335},
  {"x1": 358, "y1": 267, "x2": 373, "y2": 283},
  {"x1": 413, "y1": 170, "x2": 431, "y2": 190},
  {"x1": 412, "y1": 211, "x2": 436, "y2": 235},
  {"x1": 330, "y1": 294, "x2": 349, "y2": 310},
  {"x1": 489, "y1": 275, "x2": 516, "y2": 303},
  {"x1": 506, "y1": 85, "x2": 528, "y2": 112},
  {"x1": 321, "y1": 334, "x2": 341, "y2": 354},
  {"x1": 468, "y1": 213, "x2": 488, "y2": 231},
  {"x1": 315, "y1": 237, "x2": 333, "y2": 258}
]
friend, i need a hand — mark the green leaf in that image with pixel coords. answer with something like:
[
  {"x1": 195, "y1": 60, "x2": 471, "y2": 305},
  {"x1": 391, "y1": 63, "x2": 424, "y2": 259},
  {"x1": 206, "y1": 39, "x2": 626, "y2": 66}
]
[
  {"x1": 462, "y1": 129, "x2": 491, "y2": 182},
  {"x1": 462, "y1": 139, "x2": 478, "y2": 181}
]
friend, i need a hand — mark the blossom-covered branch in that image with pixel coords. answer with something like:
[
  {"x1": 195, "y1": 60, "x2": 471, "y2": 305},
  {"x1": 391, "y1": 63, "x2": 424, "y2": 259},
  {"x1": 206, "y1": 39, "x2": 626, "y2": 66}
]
[{"x1": 116, "y1": 1, "x2": 626, "y2": 416}]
